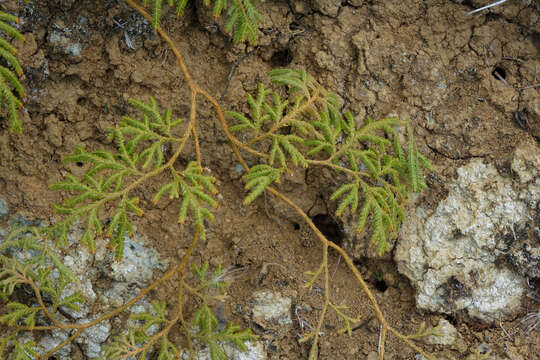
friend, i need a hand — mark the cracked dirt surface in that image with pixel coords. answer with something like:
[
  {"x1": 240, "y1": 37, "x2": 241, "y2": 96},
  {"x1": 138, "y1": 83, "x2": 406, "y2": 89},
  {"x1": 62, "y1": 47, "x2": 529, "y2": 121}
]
[{"x1": 1, "y1": 0, "x2": 539, "y2": 359}]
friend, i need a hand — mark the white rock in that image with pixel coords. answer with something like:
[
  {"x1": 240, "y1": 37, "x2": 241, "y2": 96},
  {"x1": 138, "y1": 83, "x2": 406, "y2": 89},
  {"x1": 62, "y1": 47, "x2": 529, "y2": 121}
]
[
  {"x1": 395, "y1": 157, "x2": 537, "y2": 322},
  {"x1": 0, "y1": 197, "x2": 8, "y2": 219},
  {"x1": 38, "y1": 329, "x2": 71, "y2": 359},
  {"x1": 76, "y1": 317, "x2": 111, "y2": 358},
  {"x1": 180, "y1": 340, "x2": 267, "y2": 360},
  {"x1": 110, "y1": 235, "x2": 167, "y2": 286},
  {"x1": 250, "y1": 290, "x2": 292, "y2": 327}
]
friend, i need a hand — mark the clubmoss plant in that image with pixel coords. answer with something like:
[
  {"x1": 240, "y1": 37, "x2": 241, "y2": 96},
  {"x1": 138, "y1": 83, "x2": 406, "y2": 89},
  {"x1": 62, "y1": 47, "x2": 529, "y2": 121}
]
[
  {"x1": 0, "y1": 1, "x2": 442, "y2": 360},
  {"x1": 227, "y1": 69, "x2": 432, "y2": 255}
]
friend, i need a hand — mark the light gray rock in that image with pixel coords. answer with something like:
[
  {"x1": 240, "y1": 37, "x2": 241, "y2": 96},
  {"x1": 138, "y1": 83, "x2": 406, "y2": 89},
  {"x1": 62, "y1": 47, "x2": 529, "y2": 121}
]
[
  {"x1": 38, "y1": 329, "x2": 72, "y2": 359},
  {"x1": 512, "y1": 139, "x2": 540, "y2": 184},
  {"x1": 101, "y1": 282, "x2": 140, "y2": 309},
  {"x1": 109, "y1": 235, "x2": 167, "y2": 286},
  {"x1": 126, "y1": 300, "x2": 161, "y2": 337},
  {"x1": 0, "y1": 197, "x2": 8, "y2": 219},
  {"x1": 250, "y1": 290, "x2": 292, "y2": 328},
  {"x1": 395, "y1": 152, "x2": 539, "y2": 322},
  {"x1": 180, "y1": 340, "x2": 267, "y2": 360},
  {"x1": 59, "y1": 249, "x2": 97, "y2": 319},
  {"x1": 76, "y1": 317, "x2": 111, "y2": 358},
  {"x1": 506, "y1": 139, "x2": 540, "y2": 279},
  {"x1": 421, "y1": 319, "x2": 457, "y2": 345},
  {"x1": 48, "y1": 28, "x2": 83, "y2": 58}
]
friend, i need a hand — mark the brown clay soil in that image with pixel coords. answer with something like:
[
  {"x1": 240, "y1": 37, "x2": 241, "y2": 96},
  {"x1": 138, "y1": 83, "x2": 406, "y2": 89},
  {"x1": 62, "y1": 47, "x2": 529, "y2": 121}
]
[{"x1": 0, "y1": 0, "x2": 539, "y2": 359}]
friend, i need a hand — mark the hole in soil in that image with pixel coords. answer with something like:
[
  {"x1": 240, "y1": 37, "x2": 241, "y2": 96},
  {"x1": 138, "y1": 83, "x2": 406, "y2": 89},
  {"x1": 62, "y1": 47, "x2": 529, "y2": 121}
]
[
  {"x1": 374, "y1": 278, "x2": 388, "y2": 292},
  {"x1": 444, "y1": 314, "x2": 458, "y2": 326},
  {"x1": 292, "y1": 222, "x2": 300, "y2": 230},
  {"x1": 271, "y1": 49, "x2": 293, "y2": 67},
  {"x1": 312, "y1": 214, "x2": 344, "y2": 247},
  {"x1": 492, "y1": 66, "x2": 506, "y2": 80},
  {"x1": 289, "y1": 22, "x2": 300, "y2": 30},
  {"x1": 76, "y1": 161, "x2": 84, "y2": 167}
]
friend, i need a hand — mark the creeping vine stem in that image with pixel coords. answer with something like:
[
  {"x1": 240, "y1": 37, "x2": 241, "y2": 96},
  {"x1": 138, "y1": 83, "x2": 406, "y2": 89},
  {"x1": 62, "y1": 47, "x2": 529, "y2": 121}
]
[{"x1": 123, "y1": 1, "x2": 436, "y2": 359}]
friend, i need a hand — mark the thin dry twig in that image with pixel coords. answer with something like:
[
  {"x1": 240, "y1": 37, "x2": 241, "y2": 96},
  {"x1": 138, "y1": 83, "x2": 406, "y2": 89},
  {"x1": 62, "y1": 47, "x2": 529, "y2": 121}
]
[
  {"x1": 466, "y1": 0, "x2": 509, "y2": 16},
  {"x1": 519, "y1": 83, "x2": 540, "y2": 90}
]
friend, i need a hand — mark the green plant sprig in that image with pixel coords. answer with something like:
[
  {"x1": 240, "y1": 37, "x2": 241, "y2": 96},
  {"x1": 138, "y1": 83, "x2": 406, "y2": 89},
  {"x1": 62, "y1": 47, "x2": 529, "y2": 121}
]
[
  {"x1": 138, "y1": 0, "x2": 261, "y2": 45},
  {"x1": 48, "y1": 97, "x2": 217, "y2": 259},
  {"x1": 0, "y1": 226, "x2": 84, "y2": 358},
  {"x1": 103, "y1": 262, "x2": 256, "y2": 360},
  {"x1": 227, "y1": 69, "x2": 432, "y2": 255},
  {"x1": 0, "y1": 10, "x2": 24, "y2": 133}
]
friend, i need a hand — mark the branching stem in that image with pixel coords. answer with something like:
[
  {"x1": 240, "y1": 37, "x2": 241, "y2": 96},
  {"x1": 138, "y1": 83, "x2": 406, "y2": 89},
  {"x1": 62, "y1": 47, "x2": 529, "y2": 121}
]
[
  {"x1": 124, "y1": 7, "x2": 435, "y2": 358},
  {"x1": 32, "y1": 228, "x2": 201, "y2": 359},
  {"x1": 4, "y1": 2, "x2": 434, "y2": 359}
]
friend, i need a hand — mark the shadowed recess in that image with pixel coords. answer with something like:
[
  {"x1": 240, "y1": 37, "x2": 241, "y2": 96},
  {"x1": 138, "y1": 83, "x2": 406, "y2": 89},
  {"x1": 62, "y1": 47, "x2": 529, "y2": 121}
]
[{"x1": 312, "y1": 213, "x2": 344, "y2": 247}]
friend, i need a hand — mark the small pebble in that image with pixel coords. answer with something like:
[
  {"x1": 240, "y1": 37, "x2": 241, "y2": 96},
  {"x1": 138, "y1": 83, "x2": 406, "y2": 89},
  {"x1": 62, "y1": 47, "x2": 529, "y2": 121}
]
[
  {"x1": 367, "y1": 351, "x2": 378, "y2": 360},
  {"x1": 422, "y1": 319, "x2": 457, "y2": 345}
]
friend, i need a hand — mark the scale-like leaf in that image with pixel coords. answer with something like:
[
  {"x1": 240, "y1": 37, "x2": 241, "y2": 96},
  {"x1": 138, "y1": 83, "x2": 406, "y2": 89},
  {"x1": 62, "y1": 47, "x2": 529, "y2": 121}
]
[
  {"x1": 12, "y1": 339, "x2": 38, "y2": 360},
  {"x1": 226, "y1": 0, "x2": 262, "y2": 45},
  {"x1": 330, "y1": 182, "x2": 359, "y2": 217},
  {"x1": 243, "y1": 165, "x2": 282, "y2": 204},
  {"x1": 0, "y1": 14, "x2": 24, "y2": 135},
  {"x1": 227, "y1": 84, "x2": 271, "y2": 134},
  {"x1": 0, "y1": 303, "x2": 38, "y2": 327}
]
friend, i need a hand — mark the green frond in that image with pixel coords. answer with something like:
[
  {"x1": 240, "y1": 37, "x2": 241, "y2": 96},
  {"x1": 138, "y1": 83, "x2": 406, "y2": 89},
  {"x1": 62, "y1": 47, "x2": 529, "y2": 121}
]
[
  {"x1": 274, "y1": 134, "x2": 307, "y2": 168},
  {"x1": 47, "y1": 250, "x2": 78, "y2": 282},
  {"x1": 355, "y1": 199, "x2": 371, "y2": 234},
  {"x1": 263, "y1": 92, "x2": 288, "y2": 124},
  {"x1": 0, "y1": 301, "x2": 40, "y2": 326},
  {"x1": 227, "y1": 112, "x2": 254, "y2": 132},
  {"x1": 225, "y1": 0, "x2": 261, "y2": 45},
  {"x1": 0, "y1": 47, "x2": 22, "y2": 76},
  {"x1": 392, "y1": 131, "x2": 406, "y2": 163},
  {"x1": 209, "y1": 0, "x2": 227, "y2": 17},
  {"x1": 370, "y1": 204, "x2": 390, "y2": 255},
  {"x1": 157, "y1": 337, "x2": 179, "y2": 359},
  {"x1": 359, "y1": 133, "x2": 391, "y2": 149},
  {"x1": 270, "y1": 68, "x2": 313, "y2": 96},
  {"x1": 357, "y1": 151, "x2": 379, "y2": 178},
  {"x1": 242, "y1": 164, "x2": 281, "y2": 204},
  {"x1": 0, "y1": 66, "x2": 22, "y2": 97},
  {"x1": 106, "y1": 206, "x2": 132, "y2": 259},
  {"x1": 153, "y1": 182, "x2": 176, "y2": 203},
  {"x1": 417, "y1": 152, "x2": 433, "y2": 171},
  {"x1": 0, "y1": 73, "x2": 22, "y2": 133},
  {"x1": 330, "y1": 182, "x2": 359, "y2": 217},
  {"x1": 175, "y1": 0, "x2": 189, "y2": 16},
  {"x1": 227, "y1": 84, "x2": 271, "y2": 134},
  {"x1": 153, "y1": 0, "x2": 163, "y2": 27},
  {"x1": 269, "y1": 137, "x2": 286, "y2": 167},
  {"x1": 12, "y1": 339, "x2": 38, "y2": 360},
  {"x1": 0, "y1": 14, "x2": 24, "y2": 42},
  {"x1": 153, "y1": 163, "x2": 217, "y2": 239},
  {"x1": 58, "y1": 292, "x2": 85, "y2": 311},
  {"x1": 191, "y1": 303, "x2": 256, "y2": 360},
  {"x1": 0, "y1": 11, "x2": 19, "y2": 25}
]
